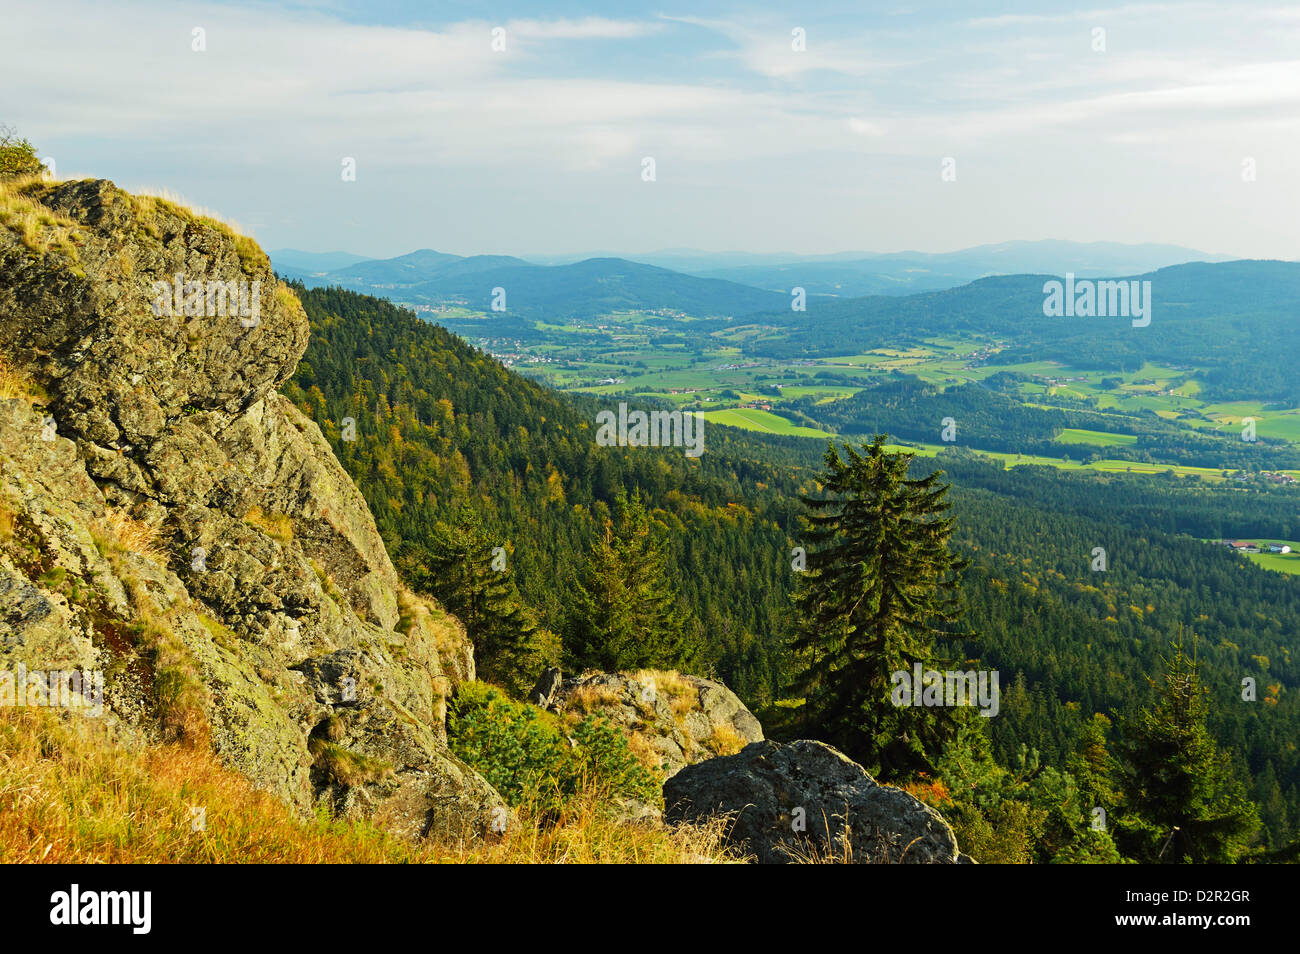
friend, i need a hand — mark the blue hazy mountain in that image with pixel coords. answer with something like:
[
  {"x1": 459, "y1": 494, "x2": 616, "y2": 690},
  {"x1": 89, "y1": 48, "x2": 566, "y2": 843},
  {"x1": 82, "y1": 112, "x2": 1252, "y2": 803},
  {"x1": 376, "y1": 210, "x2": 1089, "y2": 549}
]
[
  {"x1": 682, "y1": 241, "x2": 1235, "y2": 297},
  {"x1": 280, "y1": 250, "x2": 794, "y2": 318},
  {"x1": 267, "y1": 249, "x2": 374, "y2": 275}
]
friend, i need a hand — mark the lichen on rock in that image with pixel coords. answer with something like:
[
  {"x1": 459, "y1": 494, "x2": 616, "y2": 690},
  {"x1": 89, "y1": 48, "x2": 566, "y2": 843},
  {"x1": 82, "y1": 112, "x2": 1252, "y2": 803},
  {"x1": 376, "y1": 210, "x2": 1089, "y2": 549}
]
[
  {"x1": 552, "y1": 669, "x2": 764, "y2": 782},
  {"x1": 0, "y1": 177, "x2": 501, "y2": 839}
]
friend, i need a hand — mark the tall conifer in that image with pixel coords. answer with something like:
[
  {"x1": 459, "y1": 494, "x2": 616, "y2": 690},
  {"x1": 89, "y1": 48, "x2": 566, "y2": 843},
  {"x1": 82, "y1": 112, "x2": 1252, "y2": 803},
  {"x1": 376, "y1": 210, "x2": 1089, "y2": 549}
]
[{"x1": 790, "y1": 436, "x2": 968, "y2": 778}]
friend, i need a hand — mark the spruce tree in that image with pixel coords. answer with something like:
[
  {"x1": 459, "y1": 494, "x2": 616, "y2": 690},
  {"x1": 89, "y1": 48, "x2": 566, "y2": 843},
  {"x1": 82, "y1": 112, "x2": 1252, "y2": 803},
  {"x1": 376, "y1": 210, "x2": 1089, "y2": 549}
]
[
  {"x1": 790, "y1": 436, "x2": 968, "y2": 779},
  {"x1": 398, "y1": 504, "x2": 553, "y2": 696},
  {"x1": 1115, "y1": 636, "x2": 1260, "y2": 863},
  {"x1": 565, "y1": 490, "x2": 704, "y2": 672}
]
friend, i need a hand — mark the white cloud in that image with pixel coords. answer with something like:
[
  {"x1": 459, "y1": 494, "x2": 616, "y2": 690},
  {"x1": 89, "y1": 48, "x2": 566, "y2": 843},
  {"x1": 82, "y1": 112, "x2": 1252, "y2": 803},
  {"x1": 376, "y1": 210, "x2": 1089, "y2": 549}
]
[
  {"x1": 505, "y1": 18, "x2": 664, "y2": 40},
  {"x1": 659, "y1": 14, "x2": 909, "y2": 79},
  {"x1": 5, "y1": 0, "x2": 1297, "y2": 256}
]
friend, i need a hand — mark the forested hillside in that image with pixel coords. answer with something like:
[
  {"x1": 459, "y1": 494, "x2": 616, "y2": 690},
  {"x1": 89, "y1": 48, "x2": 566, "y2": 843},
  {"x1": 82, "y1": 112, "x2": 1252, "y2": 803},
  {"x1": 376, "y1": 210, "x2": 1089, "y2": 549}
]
[
  {"x1": 282, "y1": 285, "x2": 809, "y2": 699},
  {"x1": 777, "y1": 372, "x2": 1300, "y2": 470},
  {"x1": 283, "y1": 284, "x2": 1300, "y2": 854},
  {"x1": 289, "y1": 256, "x2": 795, "y2": 319},
  {"x1": 738, "y1": 261, "x2": 1300, "y2": 405}
]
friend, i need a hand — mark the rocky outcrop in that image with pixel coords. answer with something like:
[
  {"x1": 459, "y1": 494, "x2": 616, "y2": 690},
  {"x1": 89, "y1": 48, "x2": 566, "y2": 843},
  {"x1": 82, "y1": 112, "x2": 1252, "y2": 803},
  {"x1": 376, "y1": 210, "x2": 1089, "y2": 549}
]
[
  {"x1": 527, "y1": 666, "x2": 563, "y2": 709},
  {"x1": 664, "y1": 739, "x2": 969, "y2": 864},
  {"x1": 554, "y1": 670, "x2": 763, "y2": 780},
  {"x1": 0, "y1": 177, "x2": 501, "y2": 839}
]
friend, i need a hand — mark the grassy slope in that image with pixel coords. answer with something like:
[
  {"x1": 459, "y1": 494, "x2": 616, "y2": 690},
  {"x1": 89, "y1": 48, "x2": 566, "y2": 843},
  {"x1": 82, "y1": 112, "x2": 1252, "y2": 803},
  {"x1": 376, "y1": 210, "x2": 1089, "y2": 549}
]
[{"x1": 0, "y1": 709, "x2": 740, "y2": 864}]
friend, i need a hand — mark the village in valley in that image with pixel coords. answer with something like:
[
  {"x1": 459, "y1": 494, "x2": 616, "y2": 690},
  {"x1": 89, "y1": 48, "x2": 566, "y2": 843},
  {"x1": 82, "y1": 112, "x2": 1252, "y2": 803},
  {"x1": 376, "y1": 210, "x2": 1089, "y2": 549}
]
[{"x1": 1219, "y1": 540, "x2": 1293, "y2": 555}]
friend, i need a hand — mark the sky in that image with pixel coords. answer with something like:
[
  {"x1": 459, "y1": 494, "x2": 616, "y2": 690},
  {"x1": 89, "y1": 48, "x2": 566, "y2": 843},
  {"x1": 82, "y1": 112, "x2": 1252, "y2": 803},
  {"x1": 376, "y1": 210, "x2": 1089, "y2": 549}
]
[{"x1": 4, "y1": 0, "x2": 1298, "y2": 259}]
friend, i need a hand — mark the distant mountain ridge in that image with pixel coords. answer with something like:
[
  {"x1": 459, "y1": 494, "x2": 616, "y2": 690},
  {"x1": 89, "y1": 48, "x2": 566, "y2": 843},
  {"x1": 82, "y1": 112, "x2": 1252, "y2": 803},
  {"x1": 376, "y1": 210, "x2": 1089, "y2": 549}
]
[
  {"x1": 330, "y1": 249, "x2": 534, "y2": 285},
  {"x1": 275, "y1": 250, "x2": 795, "y2": 319},
  {"x1": 267, "y1": 248, "x2": 373, "y2": 273},
  {"x1": 685, "y1": 241, "x2": 1236, "y2": 297},
  {"x1": 271, "y1": 240, "x2": 1237, "y2": 312}
]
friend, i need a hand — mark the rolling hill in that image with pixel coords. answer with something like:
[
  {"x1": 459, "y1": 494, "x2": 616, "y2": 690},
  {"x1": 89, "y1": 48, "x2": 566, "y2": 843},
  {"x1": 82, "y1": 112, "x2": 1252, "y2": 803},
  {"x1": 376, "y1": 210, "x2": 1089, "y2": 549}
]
[
  {"x1": 688, "y1": 240, "x2": 1232, "y2": 297},
  {"x1": 736, "y1": 260, "x2": 1300, "y2": 404},
  {"x1": 279, "y1": 251, "x2": 796, "y2": 318}
]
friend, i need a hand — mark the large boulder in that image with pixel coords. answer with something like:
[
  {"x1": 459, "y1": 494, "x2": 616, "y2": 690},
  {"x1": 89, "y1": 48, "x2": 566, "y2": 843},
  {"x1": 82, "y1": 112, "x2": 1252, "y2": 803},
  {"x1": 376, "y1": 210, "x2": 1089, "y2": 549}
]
[
  {"x1": 0, "y1": 177, "x2": 499, "y2": 840},
  {"x1": 554, "y1": 669, "x2": 763, "y2": 780},
  {"x1": 664, "y1": 739, "x2": 969, "y2": 863}
]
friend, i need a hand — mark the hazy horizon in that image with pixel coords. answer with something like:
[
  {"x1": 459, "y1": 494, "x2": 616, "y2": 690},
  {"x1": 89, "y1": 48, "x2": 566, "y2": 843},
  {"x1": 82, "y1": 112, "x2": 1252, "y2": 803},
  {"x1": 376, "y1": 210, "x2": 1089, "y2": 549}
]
[
  {"x1": 7, "y1": 0, "x2": 1299, "y2": 259},
  {"x1": 270, "y1": 238, "x2": 1250, "y2": 265}
]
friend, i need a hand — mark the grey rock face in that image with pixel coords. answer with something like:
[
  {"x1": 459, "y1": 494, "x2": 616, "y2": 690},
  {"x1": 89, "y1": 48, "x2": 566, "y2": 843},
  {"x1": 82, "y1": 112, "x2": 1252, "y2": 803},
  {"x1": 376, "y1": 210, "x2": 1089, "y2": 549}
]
[
  {"x1": 664, "y1": 739, "x2": 966, "y2": 864},
  {"x1": 0, "y1": 178, "x2": 501, "y2": 840},
  {"x1": 554, "y1": 670, "x2": 764, "y2": 781},
  {"x1": 528, "y1": 666, "x2": 563, "y2": 709}
]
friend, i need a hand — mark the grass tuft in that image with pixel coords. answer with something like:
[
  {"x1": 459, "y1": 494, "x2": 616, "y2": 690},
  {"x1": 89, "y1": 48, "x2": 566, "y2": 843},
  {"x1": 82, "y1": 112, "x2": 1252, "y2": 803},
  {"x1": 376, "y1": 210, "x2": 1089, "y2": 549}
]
[
  {"x1": 704, "y1": 722, "x2": 746, "y2": 757},
  {"x1": 99, "y1": 507, "x2": 165, "y2": 562},
  {"x1": 307, "y1": 737, "x2": 393, "y2": 787},
  {"x1": 0, "y1": 175, "x2": 82, "y2": 258},
  {"x1": 244, "y1": 505, "x2": 294, "y2": 544}
]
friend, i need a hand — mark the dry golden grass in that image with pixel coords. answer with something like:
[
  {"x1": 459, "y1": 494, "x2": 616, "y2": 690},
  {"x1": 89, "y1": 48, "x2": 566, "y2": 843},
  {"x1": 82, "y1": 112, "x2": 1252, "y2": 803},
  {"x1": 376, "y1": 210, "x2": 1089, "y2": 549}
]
[
  {"x1": 624, "y1": 726, "x2": 667, "y2": 774},
  {"x1": 2, "y1": 178, "x2": 268, "y2": 276},
  {"x1": 99, "y1": 507, "x2": 166, "y2": 562},
  {"x1": 784, "y1": 818, "x2": 934, "y2": 864},
  {"x1": 0, "y1": 174, "x2": 81, "y2": 258},
  {"x1": 0, "y1": 499, "x2": 13, "y2": 543},
  {"x1": 131, "y1": 186, "x2": 248, "y2": 236},
  {"x1": 567, "y1": 682, "x2": 625, "y2": 714},
  {"x1": 311, "y1": 559, "x2": 347, "y2": 607},
  {"x1": 704, "y1": 722, "x2": 747, "y2": 757},
  {"x1": 0, "y1": 708, "x2": 743, "y2": 864},
  {"x1": 275, "y1": 282, "x2": 303, "y2": 313},
  {"x1": 119, "y1": 577, "x2": 210, "y2": 747},
  {"x1": 449, "y1": 785, "x2": 746, "y2": 864},
  {"x1": 632, "y1": 669, "x2": 699, "y2": 715},
  {"x1": 0, "y1": 708, "x2": 422, "y2": 863},
  {"x1": 130, "y1": 189, "x2": 266, "y2": 274},
  {"x1": 786, "y1": 833, "x2": 857, "y2": 864}
]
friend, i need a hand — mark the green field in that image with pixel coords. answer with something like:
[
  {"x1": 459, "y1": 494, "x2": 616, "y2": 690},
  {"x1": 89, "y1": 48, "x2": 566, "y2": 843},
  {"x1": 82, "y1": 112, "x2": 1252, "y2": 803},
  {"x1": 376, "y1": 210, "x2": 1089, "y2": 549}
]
[
  {"x1": 448, "y1": 307, "x2": 1300, "y2": 483},
  {"x1": 1055, "y1": 428, "x2": 1139, "y2": 447},
  {"x1": 1240, "y1": 540, "x2": 1300, "y2": 575},
  {"x1": 699, "y1": 407, "x2": 832, "y2": 438}
]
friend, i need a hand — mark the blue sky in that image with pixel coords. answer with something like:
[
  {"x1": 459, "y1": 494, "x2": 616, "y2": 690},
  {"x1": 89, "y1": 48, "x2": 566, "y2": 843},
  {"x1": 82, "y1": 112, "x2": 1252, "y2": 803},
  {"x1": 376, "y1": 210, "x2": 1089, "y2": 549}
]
[{"x1": 4, "y1": 1, "x2": 1298, "y2": 259}]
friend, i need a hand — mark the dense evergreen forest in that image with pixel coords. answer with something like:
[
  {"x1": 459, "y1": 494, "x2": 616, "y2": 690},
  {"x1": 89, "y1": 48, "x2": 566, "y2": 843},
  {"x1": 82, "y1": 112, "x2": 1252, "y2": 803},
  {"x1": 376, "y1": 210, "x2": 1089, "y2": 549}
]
[
  {"x1": 282, "y1": 284, "x2": 810, "y2": 698},
  {"x1": 283, "y1": 284, "x2": 1300, "y2": 856}
]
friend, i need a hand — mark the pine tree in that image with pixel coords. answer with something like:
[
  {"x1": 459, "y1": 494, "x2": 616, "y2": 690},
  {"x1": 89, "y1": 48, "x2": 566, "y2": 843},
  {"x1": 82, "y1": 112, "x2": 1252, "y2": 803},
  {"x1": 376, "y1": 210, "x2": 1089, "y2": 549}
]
[
  {"x1": 565, "y1": 490, "x2": 704, "y2": 672},
  {"x1": 1115, "y1": 635, "x2": 1260, "y2": 863},
  {"x1": 398, "y1": 504, "x2": 554, "y2": 696},
  {"x1": 790, "y1": 436, "x2": 968, "y2": 779}
]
